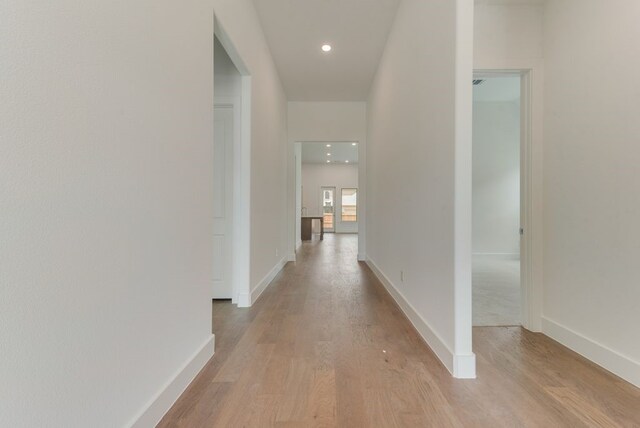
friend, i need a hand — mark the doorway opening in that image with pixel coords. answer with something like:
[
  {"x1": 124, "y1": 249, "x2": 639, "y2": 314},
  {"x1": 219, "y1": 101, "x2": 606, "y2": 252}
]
[
  {"x1": 472, "y1": 74, "x2": 525, "y2": 327},
  {"x1": 212, "y1": 19, "x2": 252, "y2": 308},
  {"x1": 296, "y1": 142, "x2": 359, "y2": 243},
  {"x1": 320, "y1": 187, "x2": 336, "y2": 232}
]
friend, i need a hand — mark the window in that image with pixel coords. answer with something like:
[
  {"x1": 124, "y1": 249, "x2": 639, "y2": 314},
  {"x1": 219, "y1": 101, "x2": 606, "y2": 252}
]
[{"x1": 341, "y1": 188, "x2": 357, "y2": 222}]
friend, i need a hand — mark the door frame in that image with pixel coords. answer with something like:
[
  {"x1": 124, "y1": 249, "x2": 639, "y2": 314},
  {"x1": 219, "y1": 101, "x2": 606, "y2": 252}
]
[
  {"x1": 214, "y1": 17, "x2": 252, "y2": 307},
  {"x1": 214, "y1": 99, "x2": 240, "y2": 302},
  {"x1": 472, "y1": 68, "x2": 543, "y2": 332},
  {"x1": 319, "y1": 186, "x2": 337, "y2": 233}
]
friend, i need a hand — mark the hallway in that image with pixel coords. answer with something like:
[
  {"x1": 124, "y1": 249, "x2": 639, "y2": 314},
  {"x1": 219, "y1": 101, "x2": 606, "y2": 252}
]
[{"x1": 159, "y1": 235, "x2": 640, "y2": 427}]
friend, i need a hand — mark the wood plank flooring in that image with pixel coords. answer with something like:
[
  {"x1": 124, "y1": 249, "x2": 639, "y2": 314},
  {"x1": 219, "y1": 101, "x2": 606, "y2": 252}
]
[{"x1": 158, "y1": 234, "x2": 640, "y2": 427}]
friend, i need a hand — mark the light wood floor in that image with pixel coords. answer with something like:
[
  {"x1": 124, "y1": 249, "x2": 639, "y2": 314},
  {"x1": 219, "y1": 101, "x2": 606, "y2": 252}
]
[{"x1": 159, "y1": 234, "x2": 640, "y2": 427}]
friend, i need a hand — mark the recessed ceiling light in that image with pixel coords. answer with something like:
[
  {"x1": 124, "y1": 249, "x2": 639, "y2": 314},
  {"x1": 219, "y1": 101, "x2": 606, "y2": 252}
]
[
  {"x1": 345, "y1": 160, "x2": 350, "y2": 163},
  {"x1": 326, "y1": 144, "x2": 331, "y2": 147},
  {"x1": 322, "y1": 44, "x2": 332, "y2": 52},
  {"x1": 327, "y1": 160, "x2": 331, "y2": 163},
  {"x1": 352, "y1": 142, "x2": 357, "y2": 146},
  {"x1": 327, "y1": 153, "x2": 331, "y2": 156}
]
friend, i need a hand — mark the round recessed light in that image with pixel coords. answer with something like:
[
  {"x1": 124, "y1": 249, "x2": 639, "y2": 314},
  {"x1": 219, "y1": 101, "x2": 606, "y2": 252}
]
[
  {"x1": 352, "y1": 142, "x2": 357, "y2": 146},
  {"x1": 326, "y1": 160, "x2": 331, "y2": 163},
  {"x1": 321, "y1": 44, "x2": 332, "y2": 52},
  {"x1": 345, "y1": 160, "x2": 350, "y2": 163},
  {"x1": 326, "y1": 144, "x2": 331, "y2": 147},
  {"x1": 327, "y1": 153, "x2": 331, "y2": 156}
]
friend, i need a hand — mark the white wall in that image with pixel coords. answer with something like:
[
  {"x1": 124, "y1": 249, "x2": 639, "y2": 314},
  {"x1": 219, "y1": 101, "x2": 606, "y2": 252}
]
[
  {"x1": 0, "y1": 0, "x2": 287, "y2": 426},
  {"x1": 472, "y1": 98, "x2": 520, "y2": 255},
  {"x1": 474, "y1": 1, "x2": 544, "y2": 67},
  {"x1": 542, "y1": 0, "x2": 640, "y2": 387},
  {"x1": 287, "y1": 102, "x2": 367, "y2": 258},
  {"x1": 366, "y1": 0, "x2": 475, "y2": 377},
  {"x1": 288, "y1": 102, "x2": 367, "y2": 142},
  {"x1": 301, "y1": 163, "x2": 359, "y2": 234}
]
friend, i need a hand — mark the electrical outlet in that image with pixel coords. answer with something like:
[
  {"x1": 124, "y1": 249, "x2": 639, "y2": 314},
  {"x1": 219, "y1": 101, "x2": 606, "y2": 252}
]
[{"x1": 400, "y1": 271, "x2": 404, "y2": 282}]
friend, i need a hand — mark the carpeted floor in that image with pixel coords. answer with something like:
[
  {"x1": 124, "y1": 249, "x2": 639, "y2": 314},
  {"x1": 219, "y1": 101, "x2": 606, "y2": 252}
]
[{"x1": 473, "y1": 255, "x2": 521, "y2": 326}]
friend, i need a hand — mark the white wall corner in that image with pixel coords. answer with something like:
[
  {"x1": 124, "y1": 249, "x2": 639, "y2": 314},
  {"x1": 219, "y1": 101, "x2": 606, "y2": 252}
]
[
  {"x1": 365, "y1": 257, "x2": 456, "y2": 376},
  {"x1": 249, "y1": 257, "x2": 287, "y2": 306},
  {"x1": 296, "y1": 240, "x2": 302, "y2": 251},
  {"x1": 129, "y1": 335, "x2": 215, "y2": 428},
  {"x1": 357, "y1": 253, "x2": 366, "y2": 262},
  {"x1": 287, "y1": 253, "x2": 296, "y2": 262},
  {"x1": 542, "y1": 317, "x2": 640, "y2": 388},
  {"x1": 453, "y1": 353, "x2": 476, "y2": 379}
]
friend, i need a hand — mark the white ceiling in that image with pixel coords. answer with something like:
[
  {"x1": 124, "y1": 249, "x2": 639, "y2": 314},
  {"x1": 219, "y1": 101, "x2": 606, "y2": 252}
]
[
  {"x1": 301, "y1": 142, "x2": 358, "y2": 164},
  {"x1": 252, "y1": 0, "x2": 401, "y2": 101},
  {"x1": 473, "y1": 76, "x2": 520, "y2": 102}
]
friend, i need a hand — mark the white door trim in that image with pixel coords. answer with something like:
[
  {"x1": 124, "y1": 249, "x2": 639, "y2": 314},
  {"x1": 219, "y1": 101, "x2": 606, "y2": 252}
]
[
  {"x1": 214, "y1": 98, "x2": 242, "y2": 303},
  {"x1": 213, "y1": 103, "x2": 235, "y2": 300},
  {"x1": 214, "y1": 16, "x2": 252, "y2": 307},
  {"x1": 473, "y1": 67, "x2": 543, "y2": 332}
]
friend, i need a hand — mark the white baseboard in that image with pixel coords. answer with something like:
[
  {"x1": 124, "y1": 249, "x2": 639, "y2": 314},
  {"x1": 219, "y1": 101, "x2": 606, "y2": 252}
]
[
  {"x1": 129, "y1": 335, "x2": 215, "y2": 428},
  {"x1": 249, "y1": 257, "x2": 287, "y2": 306},
  {"x1": 296, "y1": 240, "x2": 302, "y2": 250},
  {"x1": 542, "y1": 317, "x2": 640, "y2": 388},
  {"x1": 365, "y1": 258, "x2": 475, "y2": 379},
  {"x1": 454, "y1": 354, "x2": 477, "y2": 379},
  {"x1": 237, "y1": 292, "x2": 251, "y2": 308}
]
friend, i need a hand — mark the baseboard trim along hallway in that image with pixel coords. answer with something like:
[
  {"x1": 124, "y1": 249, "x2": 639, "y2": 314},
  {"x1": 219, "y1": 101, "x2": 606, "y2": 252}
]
[
  {"x1": 542, "y1": 317, "x2": 640, "y2": 388},
  {"x1": 365, "y1": 257, "x2": 476, "y2": 379},
  {"x1": 250, "y1": 257, "x2": 288, "y2": 306},
  {"x1": 130, "y1": 335, "x2": 215, "y2": 428}
]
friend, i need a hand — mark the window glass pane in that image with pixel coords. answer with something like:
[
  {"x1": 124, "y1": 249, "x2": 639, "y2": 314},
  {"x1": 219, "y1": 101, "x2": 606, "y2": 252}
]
[{"x1": 341, "y1": 188, "x2": 357, "y2": 222}]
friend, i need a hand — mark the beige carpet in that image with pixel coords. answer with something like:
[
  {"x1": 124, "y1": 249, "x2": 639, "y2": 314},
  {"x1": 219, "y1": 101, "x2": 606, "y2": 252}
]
[{"x1": 473, "y1": 255, "x2": 521, "y2": 326}]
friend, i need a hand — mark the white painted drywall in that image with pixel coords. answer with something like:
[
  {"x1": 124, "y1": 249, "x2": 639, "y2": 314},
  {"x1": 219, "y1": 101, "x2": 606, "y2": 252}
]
[
  {"x1": 0, "y1": 1, "x2": 216, "y2": 426},
  {"x1": 301, "y1": 163, "x2": 359, "y2": 234},
  {"x1": 288, "y1": 102, "x2": 367, "y2": 142},
  {"x1": 542, "y1": 0, "x2": 640, "y2": 386},
  {"x1": 367, "y1": 0, "x2": 475, "y2": 376},
  {"x1": 472, "y1": 97, "x2": 520, "y2": 256},
  {"x1": 287, "y1": 102, "x2": 367, "y2": 258},
  {"x1": 0, "y1": 0, "x2": 288, "y2": 426},
  {"x1": 474, "y1": 2, "x2": 543, "y2": 66}
]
